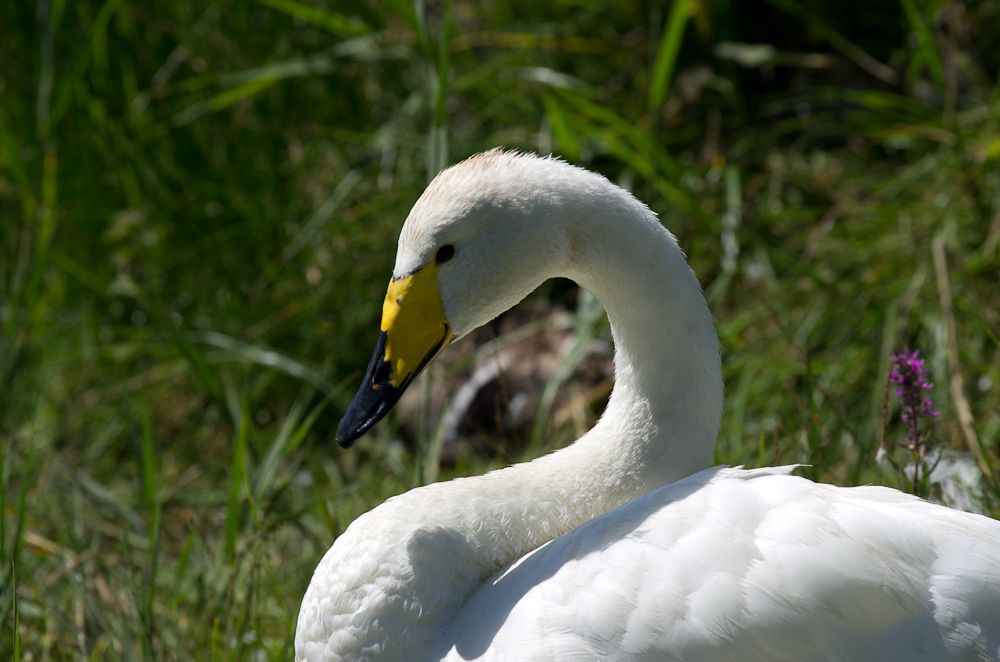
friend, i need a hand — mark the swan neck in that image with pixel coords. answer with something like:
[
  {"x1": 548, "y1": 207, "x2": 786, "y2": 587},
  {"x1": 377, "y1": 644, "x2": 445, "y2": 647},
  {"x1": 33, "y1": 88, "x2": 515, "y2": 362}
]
[{"x1": 559, "y1": 185, "x2": 722, "y2": 489}]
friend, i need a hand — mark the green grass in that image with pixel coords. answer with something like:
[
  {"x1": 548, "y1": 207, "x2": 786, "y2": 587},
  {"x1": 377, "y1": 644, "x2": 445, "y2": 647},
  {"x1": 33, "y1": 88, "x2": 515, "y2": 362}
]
[{"x1": 2, "y1": 0, "x2": 999, "y2": 657}]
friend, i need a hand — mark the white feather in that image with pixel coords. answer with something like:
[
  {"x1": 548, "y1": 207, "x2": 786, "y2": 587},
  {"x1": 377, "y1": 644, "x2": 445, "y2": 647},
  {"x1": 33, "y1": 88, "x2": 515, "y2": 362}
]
[{"x1": 295, "y1": 150, "x2": 1000, "y2": 662}]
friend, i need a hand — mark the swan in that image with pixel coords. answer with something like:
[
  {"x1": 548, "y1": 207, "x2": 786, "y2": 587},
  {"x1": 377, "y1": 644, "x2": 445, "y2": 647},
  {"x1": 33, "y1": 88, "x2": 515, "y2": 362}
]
[{"x1": 296, "y1": 149, "x2": 1000, "y2": 661}]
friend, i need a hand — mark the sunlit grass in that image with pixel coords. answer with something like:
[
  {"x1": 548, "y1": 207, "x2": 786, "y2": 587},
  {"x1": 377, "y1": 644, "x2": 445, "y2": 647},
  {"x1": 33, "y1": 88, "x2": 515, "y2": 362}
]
[{"x1": 2, "y1": 0, "x2": 999, "y2": 657}]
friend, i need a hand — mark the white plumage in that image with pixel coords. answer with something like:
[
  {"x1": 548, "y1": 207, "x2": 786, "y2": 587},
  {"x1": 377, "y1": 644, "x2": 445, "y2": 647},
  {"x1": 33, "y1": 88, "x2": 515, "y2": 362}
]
[
  {"x1": 296, "y1": 150, "x2": 1000, "y2": 661},
  {"x1": 440, "y1": 466, "x2": 1000, "y2": 661}
]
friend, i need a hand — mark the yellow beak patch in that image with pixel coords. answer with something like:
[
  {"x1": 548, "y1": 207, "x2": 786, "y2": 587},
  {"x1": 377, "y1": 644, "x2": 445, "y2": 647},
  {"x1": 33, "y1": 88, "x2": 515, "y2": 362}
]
[{"x1": 380, "y1": 263, "x2": 453, "y2": 388}]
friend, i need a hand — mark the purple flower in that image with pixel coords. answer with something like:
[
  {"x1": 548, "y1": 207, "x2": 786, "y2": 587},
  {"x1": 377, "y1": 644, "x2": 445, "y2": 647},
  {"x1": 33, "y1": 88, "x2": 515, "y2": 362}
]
[{"x1": 889, "y1": 348, "x2": 939, "y2": 450}]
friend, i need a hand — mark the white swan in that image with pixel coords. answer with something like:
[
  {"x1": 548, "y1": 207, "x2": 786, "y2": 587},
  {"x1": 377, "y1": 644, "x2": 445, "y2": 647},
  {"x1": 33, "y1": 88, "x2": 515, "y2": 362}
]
[{"x1": 296, "y1": 150, "x2": 1000, "y2": 661}]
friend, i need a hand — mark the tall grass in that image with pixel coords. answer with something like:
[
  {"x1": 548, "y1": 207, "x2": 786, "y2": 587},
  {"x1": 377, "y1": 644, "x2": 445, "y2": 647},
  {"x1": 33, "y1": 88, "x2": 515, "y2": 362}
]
[{"x1": 2, "y1": 0, "x2": 999, "y2": 656}]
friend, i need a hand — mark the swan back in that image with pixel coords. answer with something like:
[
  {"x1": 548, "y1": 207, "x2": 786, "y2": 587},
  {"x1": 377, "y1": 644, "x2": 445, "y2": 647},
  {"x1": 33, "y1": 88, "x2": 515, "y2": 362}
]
[{"x1": 435, "y1": 467, "x2": 1000, "y2": 661}]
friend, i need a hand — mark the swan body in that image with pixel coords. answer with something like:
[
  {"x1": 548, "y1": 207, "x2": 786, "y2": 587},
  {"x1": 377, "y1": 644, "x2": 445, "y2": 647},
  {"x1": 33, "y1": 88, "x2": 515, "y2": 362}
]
[
  {"x1": 296, "y1": 150, "x2": 1000, "y2": 661},
  {"x1": 441, "y1": 466, "x2": 1000, "y2": 661}
]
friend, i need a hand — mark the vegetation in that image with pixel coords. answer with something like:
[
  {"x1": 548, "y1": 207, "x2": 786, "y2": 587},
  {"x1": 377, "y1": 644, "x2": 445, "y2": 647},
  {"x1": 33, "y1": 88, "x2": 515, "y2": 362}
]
[{"x1": 2, "y1": 0, "x2": 998, "y2": 657}]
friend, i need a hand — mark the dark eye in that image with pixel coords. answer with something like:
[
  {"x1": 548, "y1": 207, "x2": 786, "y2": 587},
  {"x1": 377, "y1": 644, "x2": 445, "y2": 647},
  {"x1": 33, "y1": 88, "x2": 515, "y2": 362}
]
[{"x1": 436, "y1": 244, "x2": 455, "y2": 264}]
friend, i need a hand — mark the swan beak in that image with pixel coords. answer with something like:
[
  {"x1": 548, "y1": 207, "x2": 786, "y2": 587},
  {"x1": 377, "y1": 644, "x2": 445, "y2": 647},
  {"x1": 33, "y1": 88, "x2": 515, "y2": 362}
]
[{"x1": 336, "y1": 264, "x2": 453, "y2": 447}]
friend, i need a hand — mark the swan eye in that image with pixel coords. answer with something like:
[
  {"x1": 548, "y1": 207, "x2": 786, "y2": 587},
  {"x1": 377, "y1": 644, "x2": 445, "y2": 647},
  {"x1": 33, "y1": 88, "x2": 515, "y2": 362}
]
[{"x1": 436, "y1": 245, "x2": 456, "y2": 265}]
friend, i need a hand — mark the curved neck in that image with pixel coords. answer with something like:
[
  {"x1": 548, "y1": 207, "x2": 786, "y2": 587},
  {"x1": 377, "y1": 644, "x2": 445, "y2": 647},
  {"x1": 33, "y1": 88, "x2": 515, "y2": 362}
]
[
  {"x1": 561, "y1": 185, "x2": 722, "y2": 490},
  {"x1": 296, "y1": 165, "x2": 724, "y2": 660}
]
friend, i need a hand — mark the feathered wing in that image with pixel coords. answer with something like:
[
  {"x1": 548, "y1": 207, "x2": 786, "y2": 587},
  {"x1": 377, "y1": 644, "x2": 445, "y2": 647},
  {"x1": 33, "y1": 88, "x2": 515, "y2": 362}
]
[{"x1": 432, "y1": 467, "x2": 1000, "y2": 662}]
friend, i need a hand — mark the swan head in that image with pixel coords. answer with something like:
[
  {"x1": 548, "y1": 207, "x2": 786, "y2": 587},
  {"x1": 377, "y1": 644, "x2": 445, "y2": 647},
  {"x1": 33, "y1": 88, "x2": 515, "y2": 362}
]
[{"x1": 336, "y1": 150, "x2": 574, "y2": 446}]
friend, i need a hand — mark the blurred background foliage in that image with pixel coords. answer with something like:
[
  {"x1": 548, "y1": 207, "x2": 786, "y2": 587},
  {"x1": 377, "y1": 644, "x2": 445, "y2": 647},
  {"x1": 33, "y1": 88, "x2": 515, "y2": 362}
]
[{"x1": 2, "y1": 0, "x2": 999, "y2": 657}]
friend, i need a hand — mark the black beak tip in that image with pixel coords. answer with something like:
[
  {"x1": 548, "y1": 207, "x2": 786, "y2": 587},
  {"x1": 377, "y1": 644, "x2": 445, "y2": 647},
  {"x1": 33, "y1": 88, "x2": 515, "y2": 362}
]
[
  {"x1": 334, "y1": 327, "x2": 447, "y2": 449},
  {"x1": 335, "y1": 423, "x2": 358, "y2": 449},
  {"x1": 334, "y1": 331, "x2": 395, "y2": 449},
  {"x1": 335, "y1": 368, "x2": 401, "y2": 449},
  {"x1": 335, "y1": 393, "x2": 391, "y2": 448}
]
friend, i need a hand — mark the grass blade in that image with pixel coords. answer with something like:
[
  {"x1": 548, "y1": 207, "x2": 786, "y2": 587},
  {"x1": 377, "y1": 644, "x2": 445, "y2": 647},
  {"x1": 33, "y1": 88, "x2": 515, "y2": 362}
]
[
  {"x1": 649, "y1": 0, "x2": 696, "y2": 109},
  {"x1": 10, "y1": 557, "x2": 18, "y2": 662},
  {"x1": 168, "y1": 35, "x2": 400, "y2": 126},
  {"x1": 899, "y1": 0, "x2": 945, "y2": 93},
  {"x1": 192, "y1": 330, "x2": 335, "y2": 396},
  {"x1": 543, "y1": 95, "x2": 581, "y2": 160},
  {"x1": 767, "y1": 0, "x2": 897, "y2": 84},
  {"x1": 251, "y1": 397, "x2": 306, "y2": 504},
  {"x1": 0, "y1": 107, "x2": 35, "y2": 212},
  {"x1": 173, "y1": 77, "x2": 280, "y2": 127},
  {"x1": 224, "y1": 396, "x2": 250, "y2": 562},
  {"x1": 35, "y1": 0, "x2": 66, "y2": 139},
  {"x1": 415, "y1": 0, "x2": 451, "y2": 178},
  {"x1": 278, "y1": 168, "x2": 363, "y2": 266},
  {"x1": 133, "y1": 400, "x2": 161, "y2": 653},
  {"x1": 256, "y1": 0, "x2": 370, "y2": 35}
]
